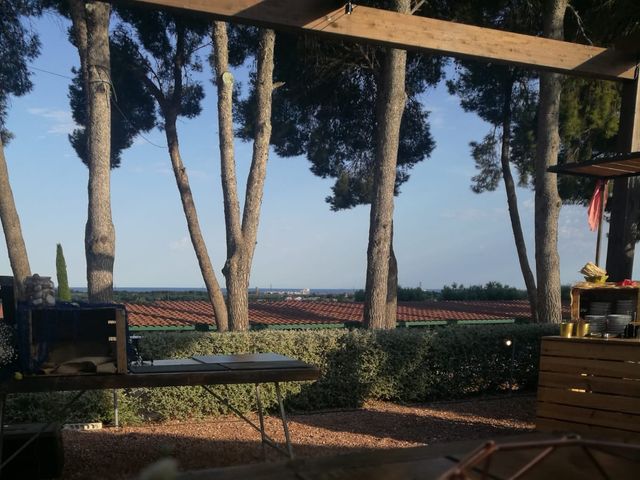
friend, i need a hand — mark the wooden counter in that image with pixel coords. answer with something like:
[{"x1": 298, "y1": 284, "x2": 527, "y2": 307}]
[{"x1": 536, "y1": 336, "x2": 640, "y2": 442}]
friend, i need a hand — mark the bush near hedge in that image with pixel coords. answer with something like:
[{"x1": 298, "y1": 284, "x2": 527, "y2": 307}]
[{"x1": 6, "y1": 324, "x2": 558, "y2": 425}]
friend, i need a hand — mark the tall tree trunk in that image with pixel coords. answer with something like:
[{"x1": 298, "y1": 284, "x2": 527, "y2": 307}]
[
  {"x1": 385, "y1": 226, "x2": 398, "y2": 327},
  {"x1": 500, "y1": 81, "x2": 538, "y2": 322},
  {"x1": 364, "y1": 0, "x2": 409, "y2": 330},
  {"x1": 164, "y1": 116, "x2": 228, "y2": 332},
  {"x1": 0, "y1": 138, "x2": 31, "y2": 299},
  {"x1": 606, "y1": 178, "x2": 640, "y2": 281},
  {"x1": 534, "y1": 0, "x2": 567, "y2": 324},
  {"x1": 606, "y1": 78, "x2": 640, "y2": 281},
  {"x1": 83, "y1": 0, "x2": 115, "y2": 302},
  {"x1": 68, "y1": 0, "x2": 88, "y2": 86},
  {"x1": 213, "y1": 23, "x2": 275, "y2": 331}
]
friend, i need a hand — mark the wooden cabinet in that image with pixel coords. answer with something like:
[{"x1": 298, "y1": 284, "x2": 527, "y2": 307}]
[
  {"x1": 18, "y1": 304, "x2": 128, "y2": 375},
  {"x1": 570, "y1": 282, "x2": 639, "y2": 320},
  {"x1": 536, "y1": 336, "x2": 640, "y2": 442}
]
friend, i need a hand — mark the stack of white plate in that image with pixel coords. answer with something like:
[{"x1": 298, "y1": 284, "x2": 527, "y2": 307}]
[
  {"x1": 606, "y1": 314, "x2": 632, "y2": 336},
  {"x1": 615, "y1": 299, "x2": 635, "y2": 315},
  {"x1": 585, "y1": 315, "x2": 607, "y2": 334},
  {"x1": 589, "y1": 301, "x2": 611, "y2": 316}
]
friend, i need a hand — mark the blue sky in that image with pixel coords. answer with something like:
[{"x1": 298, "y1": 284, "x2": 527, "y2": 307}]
[{"x1": 1, "y1": 12, "x2": 636, "y2": 290}]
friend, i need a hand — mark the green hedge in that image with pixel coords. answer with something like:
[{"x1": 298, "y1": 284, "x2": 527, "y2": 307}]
[{"x1": 5, "y1": 324, "x2": 558, "y2": 425}]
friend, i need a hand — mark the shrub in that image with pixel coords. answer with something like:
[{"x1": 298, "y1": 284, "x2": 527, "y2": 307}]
[
  {"x1": 5, "y1": 324, "x2": 557, "y2": 425},
  {"x1": 354, "y1": 286, "x2": 437, "y2": 302},
  {"x1": 55, "y1": 244, "x2": 72, "y2": 302},
  {"x1": 440, "y1": 282, "x2": 528, "y2": 301},
  {"x1": 0, "y1": 323, "x2": 16, "y2": 381}
]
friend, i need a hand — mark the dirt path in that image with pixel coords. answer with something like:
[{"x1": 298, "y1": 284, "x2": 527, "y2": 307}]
[{"x1": 62, "y1": 395, "x2": 536, "y2": 479}]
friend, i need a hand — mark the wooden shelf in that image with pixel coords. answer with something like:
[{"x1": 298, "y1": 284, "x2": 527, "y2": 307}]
[{"x1": 570, "y1": 282, "x2": 639, "y2": 320}]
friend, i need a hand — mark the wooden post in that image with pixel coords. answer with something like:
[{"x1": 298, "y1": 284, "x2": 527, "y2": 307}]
[
  {"x1": 606, "y1": 76, "x2": 640, "y2": 281},
  {"x1": 115, "y1": 308, "x2": 128, "y2": 374},
  {"x1": 595, "y1": 180, "x2": 606, "y2": 266}
]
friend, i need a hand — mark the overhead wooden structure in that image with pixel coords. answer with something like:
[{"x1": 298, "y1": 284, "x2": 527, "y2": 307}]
[
  {"x1": 548, "y1": 152, "x2": 640, "y2": 179},
  {"x1": 129, "y1": 0, "x2": 639, "y2": 279},
  {"x1": 131, "y1": 0, "x2": 638, "y2": 81},
  {"x1": 548, "y1": 152, "x2": 640, "y2": 266}
]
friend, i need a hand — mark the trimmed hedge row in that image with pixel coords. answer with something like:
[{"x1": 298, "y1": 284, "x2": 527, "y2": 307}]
[{"x1": 6, "y1": 324, "x2": 558, "y2": 425}]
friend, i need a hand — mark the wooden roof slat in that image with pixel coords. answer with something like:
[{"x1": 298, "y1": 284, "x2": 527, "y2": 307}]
[
  {"x1": 548, "y1": 152, "x2": 640, "y2": 178},
  {"x1": 130, "y1": 0, "x2": 638, "y2": 81}
]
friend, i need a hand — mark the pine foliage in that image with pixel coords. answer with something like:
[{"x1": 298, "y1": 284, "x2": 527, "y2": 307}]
[{"x1": 55, "y1": 243, "x2": 71, "y2": 301}]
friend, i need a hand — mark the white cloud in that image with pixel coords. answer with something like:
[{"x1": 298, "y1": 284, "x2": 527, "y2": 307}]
[
  {"x1": 440, "y1": 206, "x2": 505, "y2": 221},
  {"x1": 424, "y1": 104, "x2": 445, "y2": 129},
  {"x1": 27, "y1": 108, "x2": 77, "y2": 135},
  {"x1": 132, "y1": 136, "x2": 147, "y2": 147},
  {"x1": 443, "y1": 165, "x2": 475, "y2": 178},
  {"x1": 185, "y1": 168, "x2": 212, "y2": 181},
  {"x1": 169, "y1": 236, "x2": 190, "y2": 251},
  {"x1": 125, "y1": 161, "x2": 171, "y2": 176},
  {"x1": 558, "y1": 206, "x2": 593, "y2": 248}
]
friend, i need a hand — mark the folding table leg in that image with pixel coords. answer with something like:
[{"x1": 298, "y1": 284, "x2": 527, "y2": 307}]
[
  {"x1": 254, "y1": 384, "x2": 267, "y2": 460},
  {"x1": 202, "y1": 385, "x2": 291, "y2": 458},
  {"x1": 275, "y1": 382, "x2": 294, "y2": 459},
  {"x1": 113, "y1": 389, "x2": 119, "y2": 429}
]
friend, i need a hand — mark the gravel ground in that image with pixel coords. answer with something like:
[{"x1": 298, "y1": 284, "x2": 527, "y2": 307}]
[{"x1": 61, "y1": 395, "x2": 536, "y2": 480}]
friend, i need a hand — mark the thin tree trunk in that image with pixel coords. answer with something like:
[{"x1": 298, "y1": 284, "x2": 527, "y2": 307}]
[
  {"x1": 364, "y1": 0, "x2": 409, "y2": 330},
  {"x1": 68, "y1": 0, "x2": 88, "y2": 88},
  {"x1": 213, "y1": 23, "x2": 275, "y2": 331},
  {"x1": 164, "y1": 116, "x2": 228, "y2": 332},
  {"x1": 83, "y1": 0, "x2": 115, "y2": 302},
  {"x1": 534, "y1": 0, "x2": 567, "y2": 324},
  {"x1": 212, "y1": 23, "x2": 242, "y2": 254},
  {"x1": 0, "y1": 138, "x2": 31, "y2": 299},
  {"x1": 500, "y1": 81, "x2": 538, "y2": 322}
]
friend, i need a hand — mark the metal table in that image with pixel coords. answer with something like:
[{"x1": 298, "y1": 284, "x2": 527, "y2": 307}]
[{"x1": 0, "y1": 353, "x2": 320, "y2": 475}]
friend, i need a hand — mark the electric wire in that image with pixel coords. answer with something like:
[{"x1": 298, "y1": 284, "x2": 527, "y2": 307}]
[{"x1": 29, "y1": 65, "x2": 166, "y2": 149}]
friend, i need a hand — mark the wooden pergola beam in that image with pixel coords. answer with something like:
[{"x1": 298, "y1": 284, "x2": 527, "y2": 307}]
[{"x1": 129, "y1": 0, "x2": 638, "y2": 81}]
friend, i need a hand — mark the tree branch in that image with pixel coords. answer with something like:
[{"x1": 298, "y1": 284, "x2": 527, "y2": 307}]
[{"x1": 567, "y1": 3, "x2": 593, "y2": 45}]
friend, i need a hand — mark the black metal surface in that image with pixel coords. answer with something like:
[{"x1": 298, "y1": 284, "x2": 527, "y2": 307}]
[
  {"x1": 129, "y1": 363, "x2": 226, "y2": 374},
  {"x1": 0, "y1": 358, "x2": 320, "y2": 393}
]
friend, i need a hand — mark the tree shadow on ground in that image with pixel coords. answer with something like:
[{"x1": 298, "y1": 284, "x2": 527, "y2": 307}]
[
  {"x1": 290, "y1": 405, "x2": 535, "y2": 445},
  {"x1": 410, "y1": 394, "x2": 537, "y2": 423},
  {"x1": 62, "y1": 431, "x2": 343, "y2": 480}
]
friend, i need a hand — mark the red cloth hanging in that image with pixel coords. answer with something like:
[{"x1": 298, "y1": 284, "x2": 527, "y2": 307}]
[{"x1": 587, "y1": 179, "x2": 608, "y2": 232}]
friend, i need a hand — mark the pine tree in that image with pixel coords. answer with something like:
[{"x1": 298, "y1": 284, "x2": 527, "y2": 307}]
[
  {"x1": 56, "y1": 244, "x2": 72, "y2": 301},
  {"x1": 0, "y1": 1, "x2": 40, "y2": 299}
]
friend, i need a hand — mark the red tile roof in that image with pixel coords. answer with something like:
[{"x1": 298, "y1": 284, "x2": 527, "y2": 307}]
[{"x1": 124, "y1": 300, "x2": 555, "y2": 329}]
